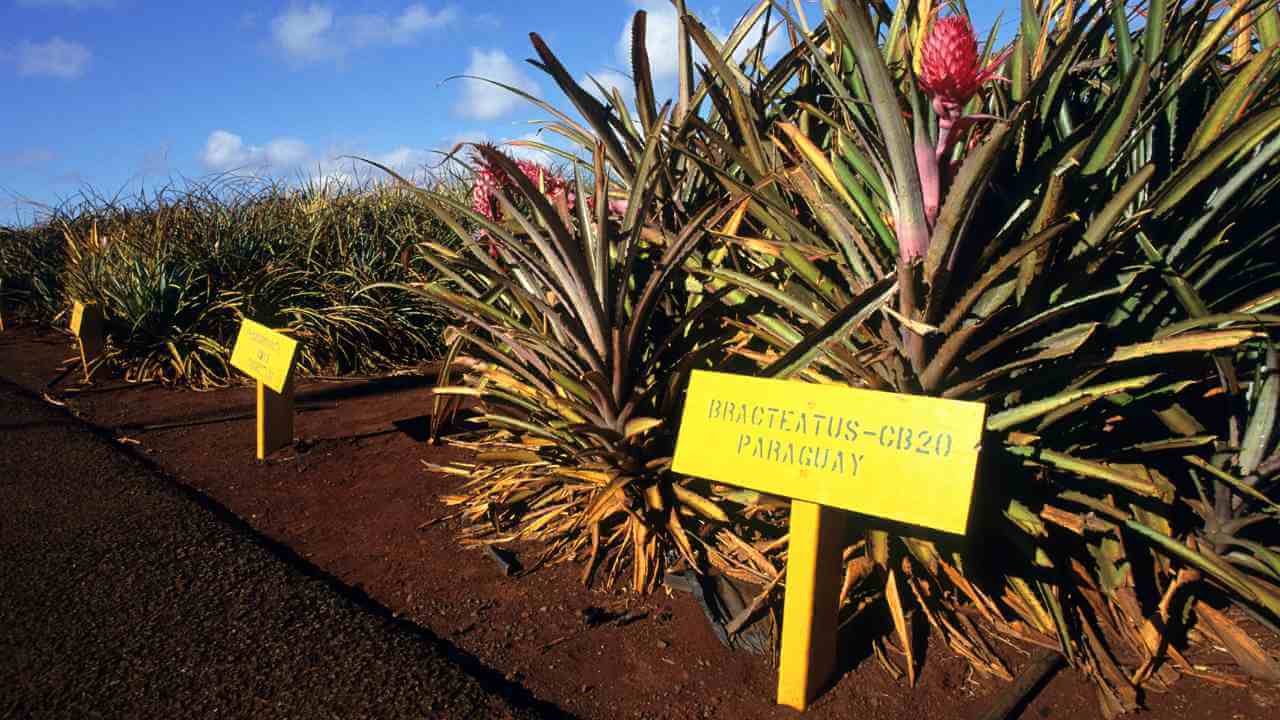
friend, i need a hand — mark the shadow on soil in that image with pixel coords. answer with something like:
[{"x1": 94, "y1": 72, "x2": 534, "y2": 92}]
[
  {"x1": 95, "y1": 373, "x2": 440, "y2": 435},
  {"x1": 296, "y1": 373, "x2": 439, "y2": 403},
  {"x1": 826, "y1": 597, "x2": 929, "y2": 697},
  {"x1": 293, "y1": 414, "x2": 438, "y2": 449},
  {"x1": 2, "y1": 377, "x2": 578, "y2": 720},
  {"x1": 1002, "y1": 661, "x2": 1063, "y2": 720}
]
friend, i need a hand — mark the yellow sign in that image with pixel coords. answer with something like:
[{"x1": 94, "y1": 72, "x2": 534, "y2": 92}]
[
  {"x1": 673, "y1": 370, "x2": 986, "y2": 535},
  {"x1": 70, "y1": 300, "x2": 105, "y2": 379},
  {"x1": 229, "y1": 319, "x2": 298, "y2": 394},
  {"x1": 70, "y1": 300, "x2": 96, "y2": 336}
]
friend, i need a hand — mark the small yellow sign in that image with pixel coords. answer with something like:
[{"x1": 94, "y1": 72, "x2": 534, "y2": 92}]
[
  {"x1": 70, "y1": 301, "x2": 97, "y2": 337},
  {"x1": 229, "y1": 319, "x2": 299, "y2": 394},
  {"x1": 70, "y1": 300, "x2": 106, "y2": 379},
  {"x1": 673, "y1": 370, "x2": 986, "y2": 534}
]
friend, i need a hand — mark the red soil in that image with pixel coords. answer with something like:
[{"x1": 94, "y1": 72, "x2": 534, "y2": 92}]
[{"x1": 2, "y1": 324, "x2": 1276, "y2": 719}]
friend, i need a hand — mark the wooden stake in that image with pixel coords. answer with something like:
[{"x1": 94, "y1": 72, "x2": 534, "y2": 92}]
[
  {"x1": 776, "y1": 500, "x2": 847, "y2": 711},
  {"x1": 256, "y1": 376, "x2": 295, "y2": 460}
]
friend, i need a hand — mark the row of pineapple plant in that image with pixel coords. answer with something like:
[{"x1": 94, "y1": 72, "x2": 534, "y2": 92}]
[{"x1": 2, "y1": 176, "x2": 461, "y2": 386}]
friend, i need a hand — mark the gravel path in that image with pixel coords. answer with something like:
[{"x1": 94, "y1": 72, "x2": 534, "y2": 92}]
[{"x1": 0, "y1": 380, "x2": 563, "y2": 719}]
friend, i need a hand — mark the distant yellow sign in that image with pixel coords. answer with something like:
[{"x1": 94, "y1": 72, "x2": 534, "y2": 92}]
[
  {"x1": 672, "y1": 370, "x2": 986, "y2": 534},
  {"x1": 229, "y1": 319, "x2": 298, "y2": 394},
  {"x1": 70, "y1": 300, "x2": 105, "y2": 379},
  {"x1": 70, "y1": 300, "x2": 100, "y2": 337}
]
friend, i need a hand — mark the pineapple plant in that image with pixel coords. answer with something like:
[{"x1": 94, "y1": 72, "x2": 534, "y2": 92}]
[
  {"x1": 370, "y1": 0, "x2": 1280, "y2": 711},
  {"x1": 690, "y1": 0, "x2": 1280, "y2": 708},
  {"x1": 366, "y1": 5, "x2": 793, "y2": 593}
]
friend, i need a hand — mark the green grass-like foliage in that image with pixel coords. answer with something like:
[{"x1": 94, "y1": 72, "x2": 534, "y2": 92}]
[{"x1": 1, "y1": 176, "x2": 459, "y2": 386}]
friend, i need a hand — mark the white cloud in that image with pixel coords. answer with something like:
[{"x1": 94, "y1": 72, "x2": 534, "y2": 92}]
[
  {"x1": 371, "y1": 146, "x2": 432, "y2": 175},
  {"x1": 311, "y1": 149, "x2": 435, "y2": 187},
  {"x1": 265, "y1": 138, "x2": 310, "y2": 167},
  {"x1": 271, "y1": 3, "x2": 456, "y2": 66},
  {"x1": 202, "y1": 130, "x2": 311, "y2": 172},
  {"x1": 579, "y1": 3, "x2": 791, "y2": 121},
  {"x1": 349, "y1": 4, "x2": 457, "y2": 45},
  {"x1": 16, "y1": 37, "x2": 91, "y2": 78},
  {"x1": 615, "y1": 1, "x2": 789, "y2": 84},
  {"x1": 200, "y1": 129, "x2": 435, "y2": 184},
  {"x1": 271, "y1": 4, "x2": 335, "y2": 63},
  {"x1": 202, "y1": 130, "x2": 251, "y2": 170},
  {"x1": 455, "y1": 48, "x2": 540, "y2": 121},
  {"x1": 617, "y1": 0, "x2": 682, "y2": 81}
]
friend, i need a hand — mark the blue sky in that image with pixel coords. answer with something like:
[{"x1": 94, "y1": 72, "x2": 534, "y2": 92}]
[{"x1": 1, "y1": 0, "x2": 1016, "y2": 225}]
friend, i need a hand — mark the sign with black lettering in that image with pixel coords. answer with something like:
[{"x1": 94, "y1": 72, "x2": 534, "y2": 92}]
[
  {"x1": 229, "y1": 319, "x2": 298, "y2": 394},
  {"x1": 672, "y1": 370, "x2": 986, "y2": 534}
]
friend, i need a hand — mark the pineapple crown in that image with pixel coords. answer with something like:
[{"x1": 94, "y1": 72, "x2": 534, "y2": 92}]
[
  {"x1": 470, "y1": 144, "x2": 570, "y2": 224},
  {"x1": 918, "y1": 14, "x2": 1010, "y2": 117},
  {"x1": 910, "y1": 12, "x2": 1013, "y2": 240}
]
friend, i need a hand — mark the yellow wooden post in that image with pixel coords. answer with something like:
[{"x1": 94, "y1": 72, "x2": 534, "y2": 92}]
[
  {"x1": 256, "y1": 375, "x2": 295, "y2": 460},
  {"x1": 777, "y1": 500, "x2": 847, "y2": 711}
]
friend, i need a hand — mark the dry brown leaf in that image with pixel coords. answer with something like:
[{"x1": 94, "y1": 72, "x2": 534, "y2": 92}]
[
  {"x1": 885, "y1": 568, "x2": 916, "y2": 686},
  {"x1": 1196, "y1": 602, "x2": 1280, "y2": 682}
]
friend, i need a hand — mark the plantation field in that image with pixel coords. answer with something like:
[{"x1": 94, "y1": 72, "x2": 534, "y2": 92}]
[
  {"x1": 3, "y1": 326, "x2": 1276, "y2": 719},
  {"x1": 4, "y1": 0, "x2": 1280, "y2": 715}
]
